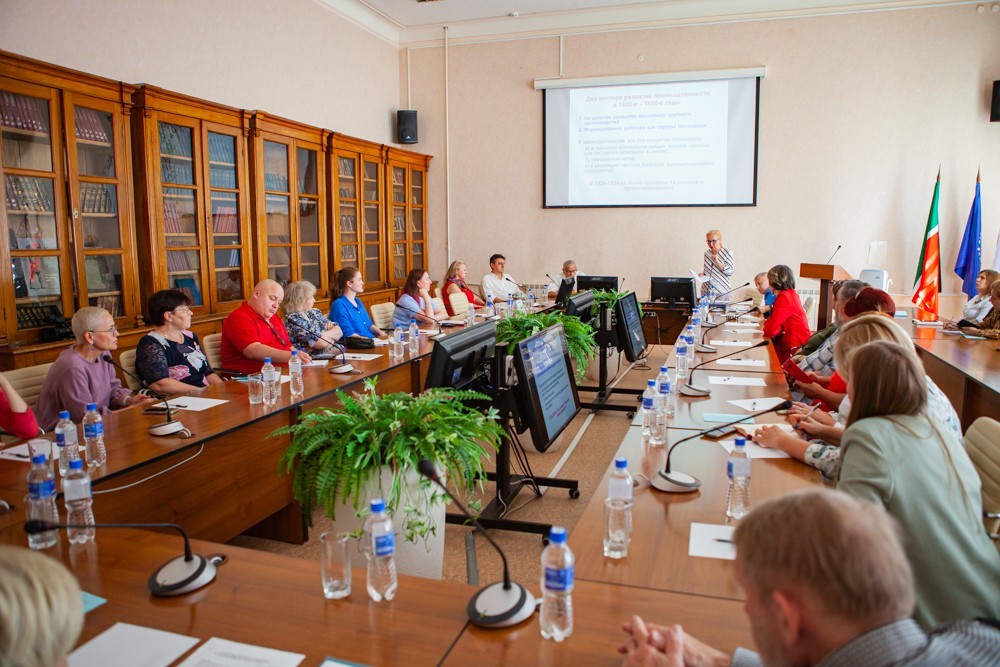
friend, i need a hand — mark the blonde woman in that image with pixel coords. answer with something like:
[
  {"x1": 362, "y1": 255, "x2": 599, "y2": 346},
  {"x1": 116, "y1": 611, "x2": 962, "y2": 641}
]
[
  {"x1": 443, "y1": 260, "x2": 484, "y2": 316},
  {"x1": 283, "y1": 281, "x2": 343, "y2": 353},
  {"x1": 954, "y1": 269, "x2": 1000, "y2": 323},
  {"x1": 960, "y1": 279, "x2": 1000, "y2": 339},
  {"x1": 835, "y1": 340, "x2": 1000, "y2": 628}
]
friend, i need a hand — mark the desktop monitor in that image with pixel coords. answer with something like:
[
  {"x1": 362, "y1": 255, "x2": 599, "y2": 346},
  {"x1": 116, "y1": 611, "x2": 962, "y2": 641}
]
[
  {"x1": 565, "y1": 289, "x2": 595, "y2": 324},
  {"x1": 423, "y1": 320, "x2": 497, "y2": 391},
  {"x1": 614, "y1": 291, "x2": 647, "y2": 363},
  {"x1": 576, "y1": 275, "x2": 618, "y2": 292},
  {"x1": 650, "y1": 277, "x2": 695, "y2": 312},
  {"x1": 554, "y1": 277, "x2": 574, "y2": 307},
  {"x1": 512, "y1": 324, "x2": 581, "y2": 452}
]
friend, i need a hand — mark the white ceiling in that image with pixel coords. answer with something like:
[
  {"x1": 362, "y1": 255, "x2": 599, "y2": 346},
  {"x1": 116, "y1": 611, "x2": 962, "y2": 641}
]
[{"x1": 319, "y1": 0, "x2": 977, "y2": 45}]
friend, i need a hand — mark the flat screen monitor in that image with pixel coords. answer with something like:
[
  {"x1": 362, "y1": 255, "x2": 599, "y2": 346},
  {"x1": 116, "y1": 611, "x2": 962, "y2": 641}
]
[
  {"x1": 565, "y1": 289, "x2": 595, "y2": 324},
  {"x1": 650, "y1": 277, "x2": 695, "y2": 312},
  {"x1": 576, "y1": 275, "x2": 618, "y2": 292},
  {"x1": 424, "y1": 320, "x2": 497, "y2": 391},
  {"x1": 512, "y1": 324, "x2": 581, "y2": 452},
  {"x1": 554, "y1": 277, "x2": 574, "y2": 307},
  {"x1": 614, "y1": 291, "x2": 647, "y2": 362}
]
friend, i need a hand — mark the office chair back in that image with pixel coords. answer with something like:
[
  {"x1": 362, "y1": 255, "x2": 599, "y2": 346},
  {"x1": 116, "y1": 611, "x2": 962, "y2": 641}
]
[{"x1": 965, "y1": 416, "x2": 1000, "y2": 542}]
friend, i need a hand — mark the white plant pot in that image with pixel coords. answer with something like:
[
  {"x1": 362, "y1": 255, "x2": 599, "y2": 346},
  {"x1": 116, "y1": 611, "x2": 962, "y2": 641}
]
[
  {"x1": 329, "y1": 465, "x2": 446, "y2": 580},
  {"x1": 585, "y1": 348, "x2": 621, "y2": 383}
]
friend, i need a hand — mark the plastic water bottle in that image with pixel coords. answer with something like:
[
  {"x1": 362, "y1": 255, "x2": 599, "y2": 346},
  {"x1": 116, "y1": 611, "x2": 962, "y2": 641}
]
[
  {"x1": 261, "y1": 357, "x2": 279, "y2": 406},
  {"x1": 485, "y1": 294, "x2": 495, "y2": 318},
  {"x1": 408, "y1": 318, "x2": 419, "y2": 355},
  {"x1": 641, "y1": 380, "x2": 657, "y2": 440},
  {"x1": 288, "y1": 350, "x2": 304, "y2": 398},
  {"x1": 26, "y1": 454, "x2": 59, "y2": 549},
  {"x1": 364, "y1": 498, "x2": 397, "y2": 602},
  {"x1": 699, "y1": 296, "x2": 709, "y2": 321},
  {"x1": 684, "y1": 325, "x2": 696, "y2": 364},
  {"x1": 675, "y1": 339, "x2": 689, "y2": 383},
  {"x1": 604, "y1": 458, "x2": 633, "y2": 559},
  {"x1": 691, "y1": 314, "x2": 702, "y2": 341},
  {"x1": 528, "y1": 288, "x2": 536, "y2": 308},
  {"x1": 82, "y1": 403, "x2": 106, "y2": 468},
  {"x1": 506, "y1": 294, "x2": 514, "y2": 317},
  {"x1": 726, "y1": 437, "x2": 751, "y2": 520},
  {"x1": 63, "y1": 458, "x2": 95, "y2": 544},
  {"x1": 540, "y1": 525, "x2": 574, "y2": 641},
  {"x1": 651, "y1": 367, "x2": 671, "y2": 446},
  {"x1": 657, "y1": 365, "x2": 675, "y2": 418},
  {"x1": 55, "y1": 410, "x2": 80, "y2": 477},
  {"x1": 392, "y1": 325, "x2": 404, "y2": 358}
]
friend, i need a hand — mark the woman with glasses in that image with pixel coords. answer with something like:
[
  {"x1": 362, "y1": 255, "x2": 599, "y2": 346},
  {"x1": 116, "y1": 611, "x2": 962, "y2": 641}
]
[
  {"x1": 135, "y1": 290, "x2": 222, "y2": 394},
  {"x1": 283, "y1": 280, "x2": 343, "y2": 354},
  {"x1": 35, "y1": 307, "x2": 154, "y2": 431}
]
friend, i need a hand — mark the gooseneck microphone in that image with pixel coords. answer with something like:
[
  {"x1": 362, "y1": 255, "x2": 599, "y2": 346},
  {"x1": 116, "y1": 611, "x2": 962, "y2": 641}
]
[
  {"x1": 710, "y1": 281, "x2": 751, "y2": 306},
  {"x1": 417, "y1": 459, "x2": 535, "y2": 628},
  {"x1": 504, "y1": 276, "x2": 526, "y2": 294},
  {"x1": 825, "y1": 245, "x2": 842, "y2": 265},
  {"x1": 24, "y1": 519, "x2": 216, "y2": 595},
  {"x1": 680, "y1": 340, "x2": 771, "y2": 397},
  {"x1": 393, "y1": 300, "x2": 446, "y2": 335},
  {"x1": 697, "y1": 305, "x2": 758, "y2": 353},
  {"x1": 102, "y1": 355, "x2": 189, "y2": 437},
  {"x1": 650, "y1": 400, "x2": 793, "y2": 494}
]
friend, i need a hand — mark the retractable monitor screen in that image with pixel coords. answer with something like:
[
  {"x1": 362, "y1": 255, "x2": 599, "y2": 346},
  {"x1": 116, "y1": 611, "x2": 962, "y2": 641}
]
[
  {"x1": 544, "y1": 75, "x2": 759, "y2": 207},
  {"x1": 424, "y1": 320, "x2": 497, "y2": 391},
  {"x1": 513, "y1": 324, "x2": 581, "y2": 452},
  {"x1": 614, "y1": 291, "x2": 647, "y2": 363},
  {"x1": 576, "y1": 275, "x2": 619, "y2": 292}
]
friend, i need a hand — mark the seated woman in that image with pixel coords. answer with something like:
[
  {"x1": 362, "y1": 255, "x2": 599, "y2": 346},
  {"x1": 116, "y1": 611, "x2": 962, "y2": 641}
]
[
  {"x1": 835, "y1": 339, "x2": 1000, "y2": 628},
  {"x1": 442, "y1": 260, "x2": 485, "y2": 316},
  {"x1": 329, "y1": 267, "x2": 387, "y2": 339},
  {"x1": 35, "y1": 307, "x2": 154, "y2": 431},
  {"x1": 760, "y1": 264, "x2": 810, "y2": 363},
  {"x1": 0, "y1": 371, "x2": 39, "y2": 440},
  {"x1": 757, "y1": 314, "x2": 960, "y2": 479},
  {"x1": 392, "y1": 268, "x2": 446, "y2": 329},
  {"x1": 283, "y1": 280, "x2": 343, "y2": 354},
  {"x1": 135, "y1": 290, "x2": 222, "y2": 394},
  {"x1": 947, "y1": 269, "x2": 1000, "y2": 326},
  {"x1": 960, "y1": 278, "x2": 1000, "y2": 339}
]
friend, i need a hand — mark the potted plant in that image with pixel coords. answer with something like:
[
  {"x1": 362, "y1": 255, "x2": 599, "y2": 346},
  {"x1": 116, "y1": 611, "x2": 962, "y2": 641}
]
[
  {"x1": 274, "y1": 378, "x2": 504, "y2": 579},
  {"x1": 495, "y1": 311, "x2": 597, "y2": 383}
]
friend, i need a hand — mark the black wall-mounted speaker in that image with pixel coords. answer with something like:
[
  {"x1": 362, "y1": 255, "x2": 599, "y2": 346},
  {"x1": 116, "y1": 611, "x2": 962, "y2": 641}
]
[
  {"x1": 396, "y1": 110, "x2": 418, "y2": 144},
  {"x1": 991, "y1": 81, "x2": 1000, "y2": 122}
]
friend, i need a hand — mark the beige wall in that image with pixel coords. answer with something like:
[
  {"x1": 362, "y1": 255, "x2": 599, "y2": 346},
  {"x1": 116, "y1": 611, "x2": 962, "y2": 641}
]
[
  {"x1": 408, "y1": 5, "x2": 1000, "y2": 300},
  {"x1": 0, "y1": 0, "x2": 400, "y2": 143}
]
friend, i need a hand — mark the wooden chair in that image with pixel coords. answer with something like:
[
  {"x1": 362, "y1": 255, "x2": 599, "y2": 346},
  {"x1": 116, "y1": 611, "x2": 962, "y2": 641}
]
[
  {"x1": 119, "y1": 349, "x2": 141, "y2": 390},
  {"x1": 965, "y1": 417, "x2": 1000, "y2": 543},
  {"x1": 448, "y1": 291, "x2": 471, "y2": 316},
  {"x1": 370, "y1": 302, "x2": 395, "y2": 331}
]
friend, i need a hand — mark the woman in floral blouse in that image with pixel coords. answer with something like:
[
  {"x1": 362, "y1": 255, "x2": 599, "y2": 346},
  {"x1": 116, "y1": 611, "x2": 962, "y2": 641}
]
[{"x1": 283, "y1": 281, "x2": 343, "y2": 354}]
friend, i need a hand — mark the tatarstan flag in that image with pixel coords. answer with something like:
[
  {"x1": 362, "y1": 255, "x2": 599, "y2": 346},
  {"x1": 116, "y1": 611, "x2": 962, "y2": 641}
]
[{"x1": 912, "y1": 169, "x2": 941, "y2": 319}]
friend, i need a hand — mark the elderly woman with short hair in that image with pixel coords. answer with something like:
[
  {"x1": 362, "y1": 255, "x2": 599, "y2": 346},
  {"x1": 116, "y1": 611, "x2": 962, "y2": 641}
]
[
  {"x1": 35, "y1": 307, "x2": 154, "y2": 431},
  {"x1": 283, "y1": 281, "x2": 342, "y2": 354}
]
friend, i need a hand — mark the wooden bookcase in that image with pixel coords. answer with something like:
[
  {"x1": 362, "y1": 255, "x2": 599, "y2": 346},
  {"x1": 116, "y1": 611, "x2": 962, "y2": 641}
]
[
  {"x1": 330, "y1": 134, "x2": 386, "y2": 293},
  {"x1": 131, "y1": 85, "x2": 252, "y2": 319},
  {"x1": 386, "y1": 147, "x2": 430, "y2": 287},
  {"x1": 249, "y1": 112, "x2": 329, "y2": 301},
  {"x1": 0, "y1": 51, "x2": 138, "y2": 349}
]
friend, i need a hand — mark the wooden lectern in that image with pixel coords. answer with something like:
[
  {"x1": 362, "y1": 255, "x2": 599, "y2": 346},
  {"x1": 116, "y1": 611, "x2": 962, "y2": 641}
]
[{"x1": 800, "y1": 263, "x2": 851, "y2": 330}]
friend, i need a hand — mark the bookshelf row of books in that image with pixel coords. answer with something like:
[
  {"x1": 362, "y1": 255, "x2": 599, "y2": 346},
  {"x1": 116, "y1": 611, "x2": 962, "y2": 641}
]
[
  {"x1": 92, "y1": 294, "x2": 123, "y2": 317},
  {"x1": 207, "y1": 133, "x2": 236, "y2": 163},
  {"x1": 337, "y1": 158, "x2": 356, "y2": 177},
  {"x1": 209, "y1": 165, "x2": 236, "y2": 189},
  {"x1": 16, "y1": 303, "x2": 60, "y2": 330},
  {"x1": 166, "y1": 251, "x2": 195, "y2": 273},
  {"x1": 338, "y1": 186, "x2": 357, "y2": 198},
  {"x1": 79, "y1": 182, "x2": 116, "y2": 214},
  {"x1": 159, "y1": 123, "x2": 192, "y2": 157},
  {"x1": 393, "y1": 266, "x2": 407, "y2": 280},
  {"x1": 340, "y1": 246, "x2": 357, "y2": 262},
  {"x1": 163, "y1": 202, "x2": 188, "y2": 233},
  {"x1": 339, "y1": 215, "x2": 357, "y2": 232},
  {"x1": 393, "y1": 243, "x2": 407, "y2": 256},
  {"x1": 264, "y1": 173, "x2": 289, "y2": 191},
  {"x1": 212, "y1": 206, "x2": 238, "y2": 234},
  {"x1": 161, "y1": 160, "x2": 194, "y2": 185},
  {"x1": 392, "y1": 170, "x2": 405, "y2": 185},
  {"x1": 0, "y1": 91, "x2": 49, "y2": 133},
  {"x1": 4, "y1": 175, "x2": 54, "y2": 212},
  {"x1": 73, "y1": 107, "x2": 110, "y2": 143}
]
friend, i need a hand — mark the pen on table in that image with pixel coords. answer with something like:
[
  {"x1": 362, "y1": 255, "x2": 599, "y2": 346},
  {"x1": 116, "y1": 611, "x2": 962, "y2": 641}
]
[
  {"x1": 794, "y1": 405, "x2": 818, "y2": 430},
  {"x1": 714, "y1": 538, "x2": 733, "y2": 544}
]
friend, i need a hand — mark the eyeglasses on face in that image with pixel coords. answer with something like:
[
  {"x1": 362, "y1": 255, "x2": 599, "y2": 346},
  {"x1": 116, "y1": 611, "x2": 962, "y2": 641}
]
[{"x1": 91, "y1": 325, "x2": 118, "y2": 335}]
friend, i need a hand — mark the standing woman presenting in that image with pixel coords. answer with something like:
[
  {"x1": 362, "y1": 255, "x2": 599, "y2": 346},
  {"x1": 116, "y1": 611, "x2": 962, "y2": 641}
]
[{"x1": 761, "y1": 264, "x2": 811, "y2": 363}]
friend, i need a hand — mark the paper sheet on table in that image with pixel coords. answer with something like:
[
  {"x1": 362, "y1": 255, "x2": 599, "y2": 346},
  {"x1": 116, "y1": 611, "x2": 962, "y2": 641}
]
[
  {"x1": 0, "y1": 442, "x2": 84, "y2": 462},
  {"x1": 709, "y1": 340, "x2": 752, "y2": 347},
  {"x1": 703, "y1": 413, "x2": 755, "y2": 424},
  {"x1": 153, "y1": 397, "x2": 228, "y2": 412},
  {"x1": 371, "y1": 338, "x2": 388, "y2": 346},
  {"x1": 719, "y1": 434, "x2": 792, "y2": 458},
  {"x1": 303, "y1": 360, "x2": 329, "y2": 368},
  {"x1": 68, "y1": 622, "x2": 200, "y2": 667},
  {"x1": 689, "y1": 523, "x2": 736, "y2": 560},
  {"x1": 708, "y1": 376, "x2": 766, "y2": 387},
  {"x1": 688, "y1": 269, "x2": 708, "y2": 285},
  {"x1": 722, "y1": 329, "x2": 758, "y2": 335},
  {"x1": 723, "y1": 323, "x2": 760, "y2": 329},
  {"x1": 727, "y1": 397, "x2": 787, "y2": 411},
  {"x1": 176, "y1": 637, "x2": 304, "y2": 667},
  {"x1": 343, "y1": 353, "x2": 381, "y2": 361},
  {"x1": 716, "y1": 359, "x2": 766, "y2": 367}
]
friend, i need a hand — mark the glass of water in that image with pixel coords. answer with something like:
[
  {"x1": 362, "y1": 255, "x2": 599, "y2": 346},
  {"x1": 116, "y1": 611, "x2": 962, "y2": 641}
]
[
  {"x1": 247, "y1": 373, "x2": 264, "y2": 405},
  {"x1": 320, "y1": 531, "x2": 352, "y2": 599}
]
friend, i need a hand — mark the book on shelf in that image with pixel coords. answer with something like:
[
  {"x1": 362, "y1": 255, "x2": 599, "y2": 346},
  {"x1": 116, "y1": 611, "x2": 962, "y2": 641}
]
[
  {"x1": 79, "y1": 183, "x2": 116, "y2": 214},
  {"x1": 163, "y1": 202, "x2": 183, "y2": 233},
  {"x1": 208, "y1": 132, "x2": 235, "y2": 164},
  {"x1": 158, "y1": 123, "x2": 192, "y2": 158},
  {"x1": 73, "y1": 107, "x2": 110, "y2": 143},
  {"x1": 166, "y1": 251, "x2": 192, "y2": 273},
  {"x1": 4, "y1": 175, "x2": 54, "y2": 212},
  {"x1": 1, "y1": 91, "x2": 49, "y2": 133},
  {"x1": 94, "y1": 294, "x2": 123, "y2": 318},
  {"x1": 338, "y1": 158, "x2": 355, "y2": 177},
  {"x1": 212, "y1": 205, "x2": 238, "y2": 234}
]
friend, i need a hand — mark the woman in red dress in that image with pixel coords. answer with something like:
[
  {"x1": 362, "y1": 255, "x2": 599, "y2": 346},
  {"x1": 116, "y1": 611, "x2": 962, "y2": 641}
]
[
  {"x1": 762, "y1": 264, "x2": 811, "y2": 364},
  {"x1": 442, "y1": 260, "x2": 485, "y2": 316}
]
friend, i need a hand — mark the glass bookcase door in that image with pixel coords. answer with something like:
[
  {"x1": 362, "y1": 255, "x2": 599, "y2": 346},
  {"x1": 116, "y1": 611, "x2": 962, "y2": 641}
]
[
  {"x1": 362, "y1": 158, "x2": 381, "y2": 285},
  {"x1": 207, "y1": 131, "x2": 244, "y2": 304},
  {"x1": 263, "y1": 139, "x2": 291, "y2": 285},
  {"x1": 391, "y1": 165, "x2": 407, "y2": 282},
  {"x1": 298, "y1": 147, "x2": 321, "y2": 288},
  {"x1": 336, "y1": 154, "x2": 360, "y2": 273},
  {"x1": 411, "y1": 169, "x2": 424, "y2": 270},
  {"x1": 159, "y1": 121, "x2": 202, "y2": 307}
]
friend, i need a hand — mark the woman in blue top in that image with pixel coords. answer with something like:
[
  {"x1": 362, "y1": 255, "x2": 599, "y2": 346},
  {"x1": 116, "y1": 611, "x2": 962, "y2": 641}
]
[
  {"x1": 391, "y1": 268, "x2": 445, "y2": 329},
  {"x1": 329, "y1": 267, "x2": 386, "y2": 339}
]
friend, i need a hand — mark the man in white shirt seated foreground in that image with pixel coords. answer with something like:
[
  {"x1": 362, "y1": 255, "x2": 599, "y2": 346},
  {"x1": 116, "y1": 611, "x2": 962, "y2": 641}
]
[
  {"x1": 546, "y1": 259, "x2": 585, "y2": 300},
  {"x1": 480, "y1": 253, "x2": 523, "y2": 301}
]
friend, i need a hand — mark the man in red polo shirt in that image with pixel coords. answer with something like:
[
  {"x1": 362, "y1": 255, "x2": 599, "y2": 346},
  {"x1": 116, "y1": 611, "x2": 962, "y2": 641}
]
[{"x1": 221, "y1": 279, "x2": 312, "y2": 374}]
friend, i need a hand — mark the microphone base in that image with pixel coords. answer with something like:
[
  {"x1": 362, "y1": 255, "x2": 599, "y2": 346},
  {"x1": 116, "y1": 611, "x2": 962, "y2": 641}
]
[
  {"x1": 328, "y1": 363, "x2": 354, "y2": 374},
  {"x1": 694, "y1": 343, "x2": 717, "y2": 353},
  {"x1": 148, "y1": 554, "x2": 216, "y2": 596},
  {"x1": 467, "y1": 581, "x2": 536, "y2": 628},
  {"x1": 678, "y1": 383, "x2": 711, "y2": 397},
  {"x1": 148, "y1": 419, "x2": 188, "y2": 437},
  {"x1": 650, "y1": 470, "x2": 701, "y2": 494}
]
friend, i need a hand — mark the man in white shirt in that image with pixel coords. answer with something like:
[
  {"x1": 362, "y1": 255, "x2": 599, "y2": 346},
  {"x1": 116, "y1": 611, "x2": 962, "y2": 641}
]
[
  {"x1": 546, "y1": 259, "x2": 584, "y2": 299},
  {"x1": 481, "y1": 254, "x2": 523, "y2": 300}
]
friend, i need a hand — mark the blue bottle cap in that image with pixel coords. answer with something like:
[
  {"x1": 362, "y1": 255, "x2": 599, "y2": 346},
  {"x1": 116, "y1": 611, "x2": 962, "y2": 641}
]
[
  {"x1": 85, "y1": 403, "x2": 97, "y2": 411},
  {"x1": 264, "y1": 357, "x2": 271, "y2": 364},
  {"x1": 647, "y1": 379, "x2": 656, "y2": 386},
  {"x1": 31, "y1": 454, "x2": 46, "y2": 465},
  {"x1": 69, "y1": 458, "x2": 83, "y2": 470},
  {"x1": 58, "y1": 410, "x2": 70, "y2": 419},
  {"x1": 735, "y1": 437, "x2": 747, "y2": 448},
  {"x1": 291, "y1": 350, "x2": 298, "y2": 357},
  {"x1": 660, "y1": 366, "x2": 668, "y2": 372},
  {"x1": 549, "y1": 526, "x2": 567, "y2": 543},
  {"x1": 370, "y1": 498, "x2": 386, "y2": 513},
  {"x1": 614, "y1": 457, "x2": 627, "y2": 469}
]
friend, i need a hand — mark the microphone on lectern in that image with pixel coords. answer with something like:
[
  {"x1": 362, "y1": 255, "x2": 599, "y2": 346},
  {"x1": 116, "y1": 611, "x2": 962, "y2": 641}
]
[
  {"x1": 680, "y1": 340, "x2": 770, "y2": 397},
  {"x1": 825, "y1": 245, "x2": 842, "y2": 265},
  {"x1": 24, "y1": 519, "x2": 216, "y2": 596},
  {"x1": 650, "y1": 400, "x2": 793, "y2": 493},
  {"x1": 417, "y1": 459, "x2": 535, "y2": 628},
  {"x1": 102, "y1": 355, "x2": 189, "y2": 437}
]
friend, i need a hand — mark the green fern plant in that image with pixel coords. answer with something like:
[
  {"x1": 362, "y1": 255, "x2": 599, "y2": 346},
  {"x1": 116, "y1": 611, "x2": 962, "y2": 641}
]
[
  {"x1": 495, "y1": 311, "x2": 597, "y2": 381},
  {"x1": 274, "y1": 377, "x2": 503, "y2": 545},
  {"x1": 592, "y1": 289, "x2": 644, "y2": 318}
]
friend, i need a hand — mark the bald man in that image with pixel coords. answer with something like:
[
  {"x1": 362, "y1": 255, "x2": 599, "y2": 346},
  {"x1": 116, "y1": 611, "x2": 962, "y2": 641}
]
[{"x1": 221, "y1": 279, "x2": 311, "y2": 374}]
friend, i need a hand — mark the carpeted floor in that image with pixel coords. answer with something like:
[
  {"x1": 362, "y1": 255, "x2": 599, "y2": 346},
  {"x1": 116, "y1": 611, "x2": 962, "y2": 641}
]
[{"x1": 228, "y1": 344, "x2": 671, "y2": 587}]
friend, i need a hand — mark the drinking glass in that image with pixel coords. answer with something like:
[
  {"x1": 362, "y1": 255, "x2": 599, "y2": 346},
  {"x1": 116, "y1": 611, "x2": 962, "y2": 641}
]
[
  {"x1": 320, "y1": 531, "x2": 352, "y2": 599},
  {"x1": 247, "y1": 373, "x2": 264, "y2": 405}
]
